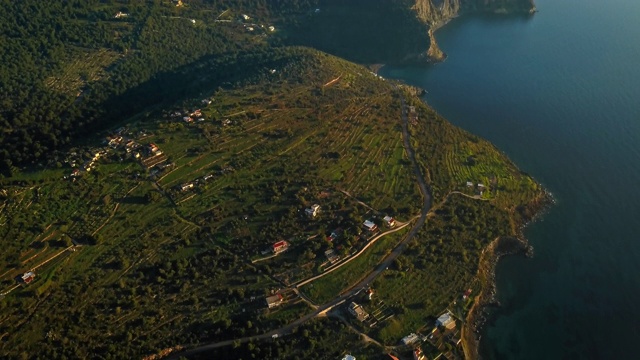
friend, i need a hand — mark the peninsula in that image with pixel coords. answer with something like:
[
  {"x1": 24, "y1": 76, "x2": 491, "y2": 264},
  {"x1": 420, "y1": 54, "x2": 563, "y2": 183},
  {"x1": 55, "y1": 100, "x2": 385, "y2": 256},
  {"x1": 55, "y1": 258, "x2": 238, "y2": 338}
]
[{"x1": 0, "y1": 1, "x2": 546, "y2": 359}]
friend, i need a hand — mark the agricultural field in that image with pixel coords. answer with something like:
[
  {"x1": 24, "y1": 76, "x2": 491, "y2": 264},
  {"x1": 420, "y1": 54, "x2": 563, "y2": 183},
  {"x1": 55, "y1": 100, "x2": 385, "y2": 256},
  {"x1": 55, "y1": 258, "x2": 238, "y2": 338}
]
[
  {"x1": 0, "y1": 48, "x2": 424, "y2": 359},
  {"x1": 406, "y1": 96, "x2": 541, "y2": 209},
  {"x1": 44, "y1": 47, "x2": 123, "y2": 97}
]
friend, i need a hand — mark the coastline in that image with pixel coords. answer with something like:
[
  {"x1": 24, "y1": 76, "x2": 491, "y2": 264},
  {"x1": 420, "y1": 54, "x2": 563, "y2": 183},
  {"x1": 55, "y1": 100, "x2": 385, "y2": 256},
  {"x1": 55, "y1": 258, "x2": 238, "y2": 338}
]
[{"x1": 461, "y1": 190, "x2": 554, "y2": 359}]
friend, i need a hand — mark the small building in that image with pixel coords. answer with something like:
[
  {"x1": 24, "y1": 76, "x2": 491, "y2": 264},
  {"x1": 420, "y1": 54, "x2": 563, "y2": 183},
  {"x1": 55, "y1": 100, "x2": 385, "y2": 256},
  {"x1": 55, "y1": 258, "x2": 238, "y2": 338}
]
[
  {"x1": 305, "y1": 204, "x2": 321, "y2": 218},
  {"x1": 348, "y1": 302, "x2": 369, "y2": 322},
  {"x1": 325, "y1": 249, "x2": 339, "y2": 264},
  {"x1": 180, "y1": 183, "x2": 194, "y2": 192},
  {"x1": 114, "y1": 12, "x2": 129, "y2": 19},
  {"x1": 477, "y1": 183, "x2": 485, "y2": 189},
  {"x1": 463, "y1": 288, "x2": 473, "y2": 300},
  {"x1": 272, "y1": 240, "x2": 289, "y2": 254},
  {"x1": 149, "y1": 143, "x2": 159, "y2": 153},
  {"x1": 241, "y1": 14, "x2": 250, "y2": 20},
  {"x1": 342, "y1": 356, "x2": 356, "y2": 360},
  {"x1": 401, "y1": 333, "x2": 419, "y2": 345},
  {"x1": 20, "y1": 272, "x2": 36, "y2": 284},
  {"x1": 413, "y1": 348, "x2": 426, "y2": 360},
  {"x1": 436, "y1": 313, "x2": 455, "y2": 328},
  {"x1": 366, "y1": 288, "x2": 374, "y2": 301},
  {"x1": 363, "y1": 220, "x2": 378, "y2": 232},
  {"x1": 183, "y1": 116, "x2": 194, "y2": 123},
  {"x1": 466, "y1": 181, "x2": 474, "y2": 187},
  {"x1": 202, "y1": 99, "x2": 212, "y2": 105},
  {"x1": 246, "y1": 26, "x2": 254, "y2": 31},
  {"x1": 265, "y1": 293, "x2": 283, "y2": 309},
  {"x1": 383, "y1": 216, "x2": 396, "y2": 227},
  {"x1": 268, "y1": 26, "x2": 275, "y2": 32}
]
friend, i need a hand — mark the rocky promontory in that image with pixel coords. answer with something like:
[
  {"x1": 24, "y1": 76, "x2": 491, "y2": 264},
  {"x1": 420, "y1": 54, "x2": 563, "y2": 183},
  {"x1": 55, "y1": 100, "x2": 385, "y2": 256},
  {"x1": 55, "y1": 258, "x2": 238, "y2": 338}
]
[{"x1": 411, "y1": 0, "x2": 537, "y2": 61}]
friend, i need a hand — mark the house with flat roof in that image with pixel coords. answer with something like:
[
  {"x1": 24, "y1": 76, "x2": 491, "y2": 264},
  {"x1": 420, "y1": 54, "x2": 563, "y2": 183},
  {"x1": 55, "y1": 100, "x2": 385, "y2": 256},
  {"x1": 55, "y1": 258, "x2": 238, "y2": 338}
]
[
  {"x1": 436, "y1": 313, "x2": 455, "y2": 329},
  {"x1": 401, "y1": 333, "x2": 419, "y2": 345},
  {"x1": 348, "y1": 302, "x2": 369, "y2": 322}
]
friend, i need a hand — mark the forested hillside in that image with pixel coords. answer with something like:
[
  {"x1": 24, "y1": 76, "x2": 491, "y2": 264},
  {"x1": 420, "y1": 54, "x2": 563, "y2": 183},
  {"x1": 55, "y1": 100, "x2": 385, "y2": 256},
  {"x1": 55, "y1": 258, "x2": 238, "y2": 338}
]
[{"x1": 0, "y1": 0, "x2": 324, "y2": 175}]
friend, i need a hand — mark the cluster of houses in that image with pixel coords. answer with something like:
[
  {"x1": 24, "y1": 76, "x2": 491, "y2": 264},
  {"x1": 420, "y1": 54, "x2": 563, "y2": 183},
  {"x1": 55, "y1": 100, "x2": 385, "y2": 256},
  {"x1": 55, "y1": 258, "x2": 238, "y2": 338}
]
[
  {"x1": 178, "y1": 173, "x2": 216, "y2": 192},
  {"x1": 362, "y1": 216, "x2": 395, "y2": 233},
  {"x1": 466, "y1": 181, "x2": 486, "y2": 196},
  {"x1": 239, "y1": 13, "x2": 275, "y2": 33},
  {"x1": 397, "y1": 311, "x2": 462, "y2": 359}
]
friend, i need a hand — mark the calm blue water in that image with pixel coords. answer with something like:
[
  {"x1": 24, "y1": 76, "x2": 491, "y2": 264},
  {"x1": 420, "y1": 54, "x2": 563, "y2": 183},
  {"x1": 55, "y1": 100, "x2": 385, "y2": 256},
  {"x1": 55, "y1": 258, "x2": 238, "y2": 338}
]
[{"x1": 381, "y1": 0, "x2": 640, "y2": 358}]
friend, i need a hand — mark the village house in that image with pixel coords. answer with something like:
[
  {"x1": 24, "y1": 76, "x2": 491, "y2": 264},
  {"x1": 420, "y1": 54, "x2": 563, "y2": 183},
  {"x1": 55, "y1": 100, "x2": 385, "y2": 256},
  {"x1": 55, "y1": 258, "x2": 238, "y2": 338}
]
[
  {"x1": 19, "y1": 272, "x2": 36, "y2": 285},
  {"x1": 436, "y1": 313, "x2": 455, "y2": 330},
  {"x1": 463, "y1": 288, "x2": 473, "y2": 300},
  {"x1": 272, "y1": 240, "x2": 289, "y2": 254},
  {"x1": 348, "y1": 302, "x2": 369, "y2": 322},
  {"x1": 401, "y1": 333, "x2": 419, "y2": 345},
  {"x1": 366, "y1": 288, "x2": 374, "y2": 301},
  {"x1": 180, "y1": 183, "x2": 194, "y2": 192},
  {"x1": 413, "y1": 348, "x2": 426, "y2": 360},
  {"x1": 325, "y1": 249, "x2": 339, "y2": 264},
  {"x1": 383, "y1": 216, "x2": 396, "y2": 227},
  {"x1": 265, "y1": 293, "x2": 283, "y2": 309},
  {"x1": 305, "y1": 204, "x2": 321, "y2": 218},
  {"x1": 363, "y1": 220, "x2": 378, "y2": 232}
]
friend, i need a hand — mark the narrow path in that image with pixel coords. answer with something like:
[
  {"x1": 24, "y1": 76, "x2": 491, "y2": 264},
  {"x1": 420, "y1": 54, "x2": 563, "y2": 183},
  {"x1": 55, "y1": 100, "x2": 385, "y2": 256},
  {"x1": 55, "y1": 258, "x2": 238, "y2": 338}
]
[{"x1": 167, "y1": 93, "x2": 432, "y2": 358}]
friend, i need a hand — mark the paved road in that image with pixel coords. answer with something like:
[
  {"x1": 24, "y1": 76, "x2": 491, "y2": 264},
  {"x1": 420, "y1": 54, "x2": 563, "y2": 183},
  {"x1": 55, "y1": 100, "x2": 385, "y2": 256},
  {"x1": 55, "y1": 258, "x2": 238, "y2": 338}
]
[{"x1": 168, "y1": 95, "x2": 432, "y2": 359}]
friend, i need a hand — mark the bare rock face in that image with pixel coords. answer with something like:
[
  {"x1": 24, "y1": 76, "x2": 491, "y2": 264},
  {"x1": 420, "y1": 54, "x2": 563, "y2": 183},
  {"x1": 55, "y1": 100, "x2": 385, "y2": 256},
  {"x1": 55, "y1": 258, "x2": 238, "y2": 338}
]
[{"x1": 411, "y1": 0, "x2": 536, "y2": 61}]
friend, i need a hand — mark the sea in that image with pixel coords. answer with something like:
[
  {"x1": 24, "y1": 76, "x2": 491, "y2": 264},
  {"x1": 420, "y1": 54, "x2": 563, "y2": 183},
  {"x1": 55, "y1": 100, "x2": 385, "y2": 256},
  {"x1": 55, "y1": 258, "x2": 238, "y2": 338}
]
[{"x1": 380, "y1": 0, "x2": 640, "y2": 358}]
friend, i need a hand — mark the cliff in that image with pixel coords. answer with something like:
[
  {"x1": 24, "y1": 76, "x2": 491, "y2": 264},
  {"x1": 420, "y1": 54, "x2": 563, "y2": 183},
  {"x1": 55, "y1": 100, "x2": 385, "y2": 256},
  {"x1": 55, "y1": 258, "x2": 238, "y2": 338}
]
[{"x1": 411, "y1": 0, "x2": 537, "y2": 61}]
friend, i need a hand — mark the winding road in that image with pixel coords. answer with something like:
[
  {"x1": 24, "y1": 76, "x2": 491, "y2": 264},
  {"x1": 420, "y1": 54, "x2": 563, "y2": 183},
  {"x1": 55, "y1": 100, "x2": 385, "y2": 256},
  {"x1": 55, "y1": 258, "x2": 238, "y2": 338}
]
[{"x1": 167, "y1": 94, "x2": 432, "y2": 359}]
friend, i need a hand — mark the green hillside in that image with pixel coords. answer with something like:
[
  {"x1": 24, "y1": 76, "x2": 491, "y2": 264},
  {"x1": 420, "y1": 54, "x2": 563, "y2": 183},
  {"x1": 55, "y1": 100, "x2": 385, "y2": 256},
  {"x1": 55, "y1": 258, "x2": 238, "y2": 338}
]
[{"x1": 0, "y1": 2, "x2": 546, "y2": 360}]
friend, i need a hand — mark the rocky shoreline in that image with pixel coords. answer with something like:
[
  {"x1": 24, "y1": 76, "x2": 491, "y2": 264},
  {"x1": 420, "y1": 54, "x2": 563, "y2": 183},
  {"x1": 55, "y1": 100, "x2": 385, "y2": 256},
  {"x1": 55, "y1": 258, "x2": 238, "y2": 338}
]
[{"x1": 461, "y1": 190, "x2": 554, "y2": 360}]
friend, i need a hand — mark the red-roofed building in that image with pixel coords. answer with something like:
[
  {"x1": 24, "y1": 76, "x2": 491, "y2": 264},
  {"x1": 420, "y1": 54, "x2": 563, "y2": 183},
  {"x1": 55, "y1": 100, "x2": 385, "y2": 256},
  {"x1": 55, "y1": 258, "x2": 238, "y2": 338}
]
[
  {"x1": 20, "y1": 271, "x2": 36, "y2": 284},
  {"x1": 272, "y1": 241, "x2": 289, "y2": 254}
]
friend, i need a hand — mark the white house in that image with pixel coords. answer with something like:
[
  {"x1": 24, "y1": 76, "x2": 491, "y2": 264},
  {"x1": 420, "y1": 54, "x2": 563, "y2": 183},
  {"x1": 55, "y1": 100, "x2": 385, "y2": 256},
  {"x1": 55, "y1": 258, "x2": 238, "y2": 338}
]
[
  {"x1": 401, "y1": 333, "x2": 419, "y2": 345},
  {"x1": 363, "y1": 220, "x2": 377, "y2": 232},
  {"x1": 436, "y1": 312, "x2": 455, "y2": 328},
  {"x1": 383, "y1": 216, "x2": 396, "y2": 227}
]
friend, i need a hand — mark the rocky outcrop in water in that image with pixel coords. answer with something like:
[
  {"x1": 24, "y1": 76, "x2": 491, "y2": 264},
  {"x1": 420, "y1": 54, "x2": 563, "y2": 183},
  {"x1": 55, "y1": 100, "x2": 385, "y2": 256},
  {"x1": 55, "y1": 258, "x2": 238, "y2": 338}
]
[{"x1": 411, "y1": 0, "x2": 536, "y2": 61}]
